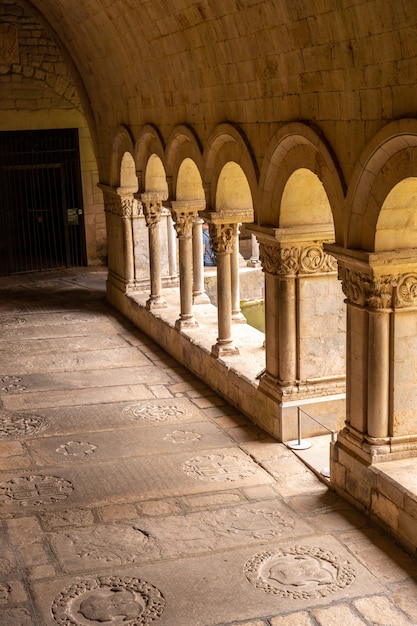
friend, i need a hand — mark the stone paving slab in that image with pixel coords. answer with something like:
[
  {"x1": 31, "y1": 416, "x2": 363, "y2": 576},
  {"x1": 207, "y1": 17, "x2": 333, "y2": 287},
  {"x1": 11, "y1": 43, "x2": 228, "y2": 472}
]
[
  {"x1": 31, "y1": 534, "x2": 384, "y2": 626},
  {"x1": 26, "y1": 421, "x2": 233, "y2": 466},
  {"x1": 0, "y1": 310, "x2": 103, "y2": 327},
  {"x1": 0, "y1": 365, "x2": 173, "y2": 395},
  {"x1": 0, "y1": 384, "x2": 158, "y2": 410},
  {"x1": 0, "y1": 334, "x2": 127, "y2": 355},
  {"x1": 0, "y1": 398, "x2": 209, "y2": 438},
  {"x1": 0, "y1": 318, "x2": 122, "y2": 340},
  {"x1": 44, "y1": 499, "x2": 314, "y2": 574},
  {"x1": 0, "y1": 346, "x2": 151, "y2": 375},
  {"x1": 0, "y1": 448, "x2": 274, "y2": 509}
]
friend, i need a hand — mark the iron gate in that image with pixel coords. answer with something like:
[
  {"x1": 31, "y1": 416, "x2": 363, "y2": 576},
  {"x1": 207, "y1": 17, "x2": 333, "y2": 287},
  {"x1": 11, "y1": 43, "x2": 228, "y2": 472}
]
[{"x1": 0, "y1": 128, "x2": 86, "y2": 275}]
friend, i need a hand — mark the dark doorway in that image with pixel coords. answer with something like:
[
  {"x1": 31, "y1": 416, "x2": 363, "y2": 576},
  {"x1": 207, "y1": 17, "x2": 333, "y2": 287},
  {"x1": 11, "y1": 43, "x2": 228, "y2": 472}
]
[{"x1": 0, "y1": 129, "x2": 87, "y2": 275}]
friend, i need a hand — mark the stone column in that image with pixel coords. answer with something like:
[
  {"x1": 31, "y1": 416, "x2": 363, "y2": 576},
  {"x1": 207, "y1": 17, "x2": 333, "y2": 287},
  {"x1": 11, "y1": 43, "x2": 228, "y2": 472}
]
[
  {"x1": 201, "y1": 208, "x2": 253, "y2": 357},
  {"x1": 231, "y1": 223, "x2": 246, "y2": 323},
  {"x1": 192, "y1": 216, "x2": 210, "y2": 304},
  {"x1": 170, "y1": 201, "x2": 199, "y2": 329},
  {"x1": 166, "y1": 212, "x2": 178, "y2": 279},
  {"x1": 247, "y1": 233, "x2": 261, "y2": 267},
  {"x1": 245, "y1": 225, "x2": 345, "y2": 442},
  {"x1": 141, "y1": 192, "x2": 167, "y2": 310},
  {"x1": 258, "y1": 241, "x2": 297, "y2": 391},
  {"x1": 210, "y1": 222, "x2": 238, "y2": 357},
  {"x1": 327, "y1": 245, "x2": 417, "y2": 461},
  {"x1": 99, "y1": 184, "x2": 138, "y2": 294}
]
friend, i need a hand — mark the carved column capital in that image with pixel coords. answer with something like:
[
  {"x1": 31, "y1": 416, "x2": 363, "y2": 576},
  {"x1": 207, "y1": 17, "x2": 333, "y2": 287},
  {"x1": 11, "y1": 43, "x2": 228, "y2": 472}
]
[
  {"x1": 210, "y1": 223, "x2": 235, "y2": 254},
  {"x1": 141, "y1": 193, "x2": 164, "y2": 228},
  {"x1": 171, "y1": 210, "x2": 196, "y2": 238},
  {"x1": 259, "y1": 242, "x2": 337, "y2": 276},
  {"x1": 338, "y1": 267, "x2": 395, "y2": 310},
  {"x1": 170, "y1": 200, "x2": 205, "y2": 238}
]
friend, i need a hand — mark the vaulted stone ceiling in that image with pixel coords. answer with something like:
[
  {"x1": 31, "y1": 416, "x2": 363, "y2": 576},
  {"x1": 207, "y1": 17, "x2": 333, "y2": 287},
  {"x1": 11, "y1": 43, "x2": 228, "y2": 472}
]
[{"x1": 24, "y1": 0, "x2": 417, "y2": 181}]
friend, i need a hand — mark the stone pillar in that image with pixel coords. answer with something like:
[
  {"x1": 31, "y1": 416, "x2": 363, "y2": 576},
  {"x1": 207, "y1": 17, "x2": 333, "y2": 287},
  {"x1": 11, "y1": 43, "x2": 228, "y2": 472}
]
[
  {"x1": 170, "y1": 201, "x2": 199, "y2": 329},
  {"x1": 166, "y1": 212, "x2": 178, "y2": 279},
  {"x1": 192, "y1": 216, "x2": 210, "y2": 304},
  {"x1": 231, "y1": 223, "x2": 246, "y2": 323},
  {"x1": 201, "y1": 208, "x2": 253, "y2": 358},
  {"x1": 141, "y1": 192, "x2": 167, "y2": 310},
  {"x1": 99, "y1": 184, "x2": 138, "y2": 294},
  {"x1": 210, "y1": 222, "x2": 238, "y2": 357},
  {"x1": 328, "y1": 245, "x2": 417, "y2": 462},
  {"x1": 258, "y1": 241, "x2": 297, "y2": 392},
  {"x1": 247, "y1": 233, "x2": 261, "y2": 267}
]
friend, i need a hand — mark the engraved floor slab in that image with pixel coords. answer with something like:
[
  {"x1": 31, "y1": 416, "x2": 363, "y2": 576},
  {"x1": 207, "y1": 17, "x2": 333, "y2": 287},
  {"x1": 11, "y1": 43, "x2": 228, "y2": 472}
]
[
  {"x1": 26, "y1": 421, "x2": 233, "y2": 465},
  {"x1": 46, "y1": 499, "x2": 314, "y2": 574},
  {"x1": 31, "y1": 535, "x2": 384, "y2": 626},
  {"x1": 0, "y1": 398, "x2": 208, "y2": 437},
  {"x1": 0, "y1": 449, "x2": 274, "y2": 509}
]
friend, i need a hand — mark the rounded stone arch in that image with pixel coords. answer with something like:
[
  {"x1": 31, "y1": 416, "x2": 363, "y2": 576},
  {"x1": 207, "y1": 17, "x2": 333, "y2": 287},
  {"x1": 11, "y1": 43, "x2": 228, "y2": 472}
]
[
  {"x1": 216, "y1": 162, "x2": 253, "y2": 213},
  {"x1": 165, "y1": 125, "x2": 204, "y2": 199},
  {"x1": 258, "y1": 123, "x2": 345, "y2": 241},
  {"x1": 135, "y1": 124, "x2": 166, "y2": 192},
  {"x1": 176, "y1": 159, "x2": 205, "y2": 203},
  {"x1": 144, "y1": 154, "x2": 169, "y2": 198},
  {"x1": 346, "y1": 119, "x2": 417, "y2": 251},
  {"x1": 110, "y1": 125, "x2": 135, "y2": 188},
  {"x1": 120, "y1": 153, "x2": 138, "y2": 191},
  {"x1": 203, "y1": 123, "x2": 258, "y2": 212}
]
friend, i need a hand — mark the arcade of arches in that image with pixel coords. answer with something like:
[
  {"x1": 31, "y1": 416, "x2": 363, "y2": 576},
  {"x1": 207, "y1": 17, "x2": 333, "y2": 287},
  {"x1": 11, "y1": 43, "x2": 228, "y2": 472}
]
[{"x1": 3, "y1": 0, "x2": 417, "y2": 554}]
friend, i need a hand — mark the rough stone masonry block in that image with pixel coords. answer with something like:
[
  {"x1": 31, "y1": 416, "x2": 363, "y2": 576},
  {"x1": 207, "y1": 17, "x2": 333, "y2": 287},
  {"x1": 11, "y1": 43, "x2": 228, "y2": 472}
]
[
  {"x1": 398, "y1": 509, "x2": 417, "y2": 552},
  {"x1": 345, "y1": 470, "x2": 372, "y2": 509},
  {"x1": 371, "y1": 490, "x2": 400, "y2": 531}
]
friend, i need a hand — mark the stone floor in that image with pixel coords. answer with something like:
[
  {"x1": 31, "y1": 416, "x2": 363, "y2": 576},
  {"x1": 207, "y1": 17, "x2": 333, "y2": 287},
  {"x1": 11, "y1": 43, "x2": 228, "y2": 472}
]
[{"x1": 0, "y1": 268, "x2": 416, "y2": 626}]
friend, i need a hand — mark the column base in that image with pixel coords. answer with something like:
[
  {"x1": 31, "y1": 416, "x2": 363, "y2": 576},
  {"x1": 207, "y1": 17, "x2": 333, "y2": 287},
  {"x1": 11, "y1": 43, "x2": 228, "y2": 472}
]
[
  {"x1": 146, "y1": 295, "x2": 167, "y2": 310},
  {"x1": 211, "y1": 341, "x2": 239, "y2": 357},
  {"x1": 336, "y1": 426, "x2": 417, "y2": 464},
  {"x1": 175, "y1": 316, "x2": 199, "y2": 330},
  {"x1": 232, "y1": 311, "x2": 247, "y2": 323},
  {"x1": 193, "y1": 291, "x2": 211, "y2": 305}
]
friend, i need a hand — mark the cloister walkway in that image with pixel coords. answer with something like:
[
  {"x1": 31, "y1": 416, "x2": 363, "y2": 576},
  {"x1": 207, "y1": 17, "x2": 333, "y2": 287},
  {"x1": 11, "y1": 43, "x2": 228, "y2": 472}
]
[{"x1": 0, "y1": 268, "x2": 416, "y2": 626}]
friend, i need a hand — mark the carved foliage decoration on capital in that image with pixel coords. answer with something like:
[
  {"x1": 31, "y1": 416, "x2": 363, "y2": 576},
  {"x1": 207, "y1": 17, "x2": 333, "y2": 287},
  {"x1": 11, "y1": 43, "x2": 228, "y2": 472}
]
[
  {"x1": 142, "y1": 200, "x2": 163, "y2": 228},
  {"x1": 300, "y1": 246, "x2": 337, "y2": 273},
  {"x1": 171, "y1": 211, "x2": 196, "y2": 238},
  {"x1": 338, "y1": 267, "x2": 394, "y2": 309},
  {"x1": 210, "y1": 224, "x2": 235, "y2": 254},
  {"x1": 395, "y1": 273, "x2": 417, "y2": 308},
  {"x1": 259, "y1": 244, "x2": 287, "y2": 276},
  {"x1": 102, "y1": 192, "x2": 141, "y2": 218},
  {"x1": 259, "y1": 243, "x2": 337, "y2": 276}
]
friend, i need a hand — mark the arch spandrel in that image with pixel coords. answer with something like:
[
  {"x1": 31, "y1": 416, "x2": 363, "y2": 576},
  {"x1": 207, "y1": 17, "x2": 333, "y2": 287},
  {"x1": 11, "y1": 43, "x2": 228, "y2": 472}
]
[{"x1": 258, "y1": 123, "x2": 344, "y2": 241}]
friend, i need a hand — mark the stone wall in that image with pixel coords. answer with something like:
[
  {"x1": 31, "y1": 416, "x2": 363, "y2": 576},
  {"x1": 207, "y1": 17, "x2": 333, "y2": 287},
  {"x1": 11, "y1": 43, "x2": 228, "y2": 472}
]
[{"x1": 0, "y1": 0, "x2": 105, "y2": 265}]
